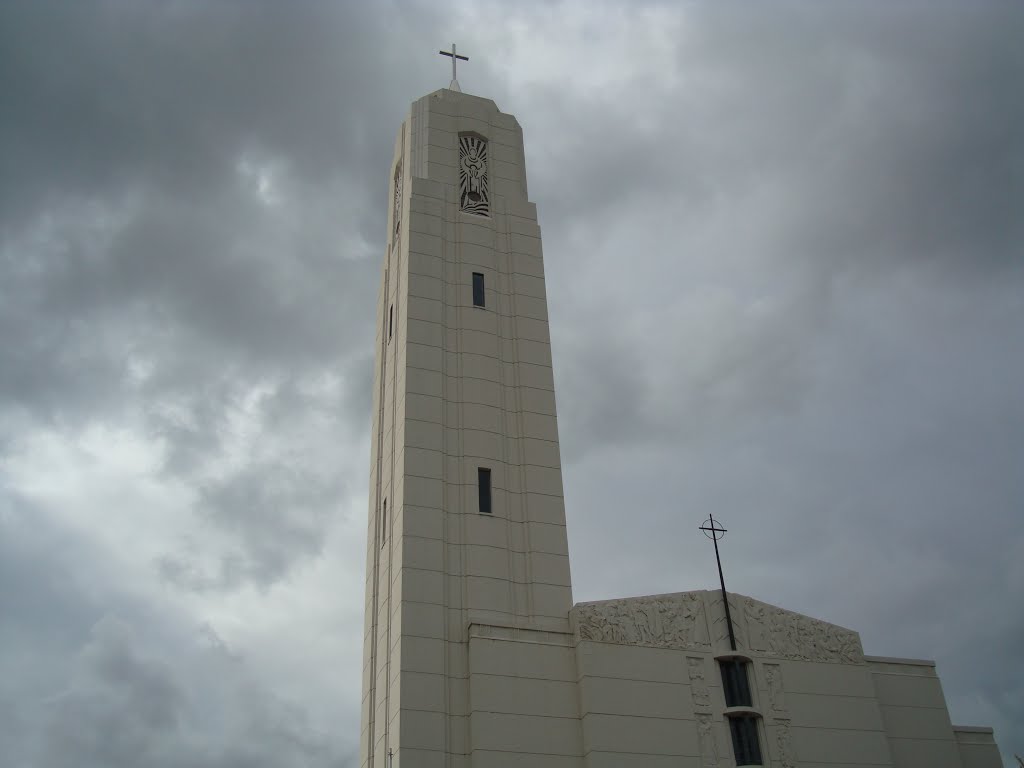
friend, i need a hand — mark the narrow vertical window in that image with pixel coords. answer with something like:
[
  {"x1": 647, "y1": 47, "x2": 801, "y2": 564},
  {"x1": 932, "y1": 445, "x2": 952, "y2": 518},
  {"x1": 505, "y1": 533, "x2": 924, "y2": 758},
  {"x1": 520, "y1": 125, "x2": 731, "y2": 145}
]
[
  {"x1": 720, "y1": 660, "x2": 753, "y2": 707},
  {"x1": 389, "y1": 304, "x2": 394, "y2": 341},
  {"x1": 729, "y1": 717, "x2": 762, "y2": 765},
  {"x1": 478, "y1": 468, "x2": 492, "y2": 514},
  {"x1": 472, "y1": 272, "x2": 485, "y2": 307},
  {"x1": 381, "y1": 499, "x2": 387, "y2": 547}
]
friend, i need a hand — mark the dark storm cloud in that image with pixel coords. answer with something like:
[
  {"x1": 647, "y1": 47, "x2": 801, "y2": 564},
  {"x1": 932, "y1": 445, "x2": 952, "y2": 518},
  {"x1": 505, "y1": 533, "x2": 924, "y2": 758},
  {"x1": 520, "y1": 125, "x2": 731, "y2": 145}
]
[{"x1": 1, "y1": 0, "x2": 1022, "y2": 765}]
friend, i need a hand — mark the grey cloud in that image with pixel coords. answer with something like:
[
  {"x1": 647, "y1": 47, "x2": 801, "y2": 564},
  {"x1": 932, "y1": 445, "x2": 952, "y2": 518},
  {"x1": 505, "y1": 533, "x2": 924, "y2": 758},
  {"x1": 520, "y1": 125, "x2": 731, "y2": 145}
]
[
  {"x1": 159, "y1": 460, "x2": 343, "y2": 592},
  {"x1": 2, "y1": 0, "x2": 1023, "y2": 764},
  {"x1": 0, "y1": 508, "x2": 348, "y2": 768},
  {"x1": 35, "y1": 616, "x2": 341, "y2": 768}
]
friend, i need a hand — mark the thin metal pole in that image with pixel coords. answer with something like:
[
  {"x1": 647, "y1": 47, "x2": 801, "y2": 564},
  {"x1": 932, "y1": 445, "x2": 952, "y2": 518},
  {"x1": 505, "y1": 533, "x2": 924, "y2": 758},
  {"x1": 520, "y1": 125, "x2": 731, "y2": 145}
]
[{"x1": 712, "y1": 531, "x2": 737, "y2": 651}]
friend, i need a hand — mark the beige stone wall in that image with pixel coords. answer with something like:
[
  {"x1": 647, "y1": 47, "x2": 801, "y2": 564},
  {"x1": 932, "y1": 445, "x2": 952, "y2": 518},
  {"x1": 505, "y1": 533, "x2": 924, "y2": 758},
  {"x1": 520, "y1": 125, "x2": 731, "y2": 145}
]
[
  {"x1": 468, "y1": 623, "x2": 583, "y2": 766},
  {"x1": 952, "y1": 726, "x2": 1003, "y2": 768},
  {"x1": 571, "y1": 592, "x2": 896, "y2": 768},
  {"x1": 867, "y1": 656, "x2": 993, "y2": 768}
]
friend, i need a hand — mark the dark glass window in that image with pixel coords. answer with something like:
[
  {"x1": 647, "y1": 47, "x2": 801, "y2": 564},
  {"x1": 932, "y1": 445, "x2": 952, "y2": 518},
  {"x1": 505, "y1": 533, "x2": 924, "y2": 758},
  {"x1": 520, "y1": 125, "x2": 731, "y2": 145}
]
[
  {"x1": 729, "y1": 716, "x2": 762, "y2": 765},
  {"x1": 388, "y1": 305, "x2": 394, "y2": 340},
  {"x1": 472, "y1": 272, "x2": 485, "y2": 307},
  {"x1": 478, "y1": 467, "x2": 492, "y2": 513},
  {"x1": 720, "y1": 660, "x2": 752, "y2": 708}
]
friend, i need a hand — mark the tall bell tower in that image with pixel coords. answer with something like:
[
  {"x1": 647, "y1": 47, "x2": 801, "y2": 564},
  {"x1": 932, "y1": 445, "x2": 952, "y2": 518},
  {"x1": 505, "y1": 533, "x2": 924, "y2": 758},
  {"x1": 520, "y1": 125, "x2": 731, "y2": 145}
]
[{"x1": 360, "y1": 86, "x2": 574, "y2": 767}]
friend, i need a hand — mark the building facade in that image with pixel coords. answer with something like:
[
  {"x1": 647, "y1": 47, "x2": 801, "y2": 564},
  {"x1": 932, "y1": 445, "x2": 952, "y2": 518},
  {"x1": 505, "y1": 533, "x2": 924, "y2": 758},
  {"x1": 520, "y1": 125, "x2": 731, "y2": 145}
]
[{"x1": 359, "y1": 87, "x2": 1003, "y2": 768}]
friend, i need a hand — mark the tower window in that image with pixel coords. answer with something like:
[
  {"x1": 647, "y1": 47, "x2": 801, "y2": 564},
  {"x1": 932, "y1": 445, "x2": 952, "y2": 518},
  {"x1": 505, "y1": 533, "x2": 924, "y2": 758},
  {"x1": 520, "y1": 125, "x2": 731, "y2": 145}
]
[
  {"x1": 389, "y1": 304, "x2": 394, "y2": 341},
  {"x1": 472, "y1": 272, "x2": 485, "y2": 307},
  {"x1": 381, "y1": 499, "x2": 387, "y2": 547},
  {"x1": 728, "y1": 716, "x2": 762, "y2": 765},
  {"x1": 720, "y1": 660, "x2": 752, "y2": 708},
  {"x1": 478, "y1": 468, "x2": 492, "y2": 514}
]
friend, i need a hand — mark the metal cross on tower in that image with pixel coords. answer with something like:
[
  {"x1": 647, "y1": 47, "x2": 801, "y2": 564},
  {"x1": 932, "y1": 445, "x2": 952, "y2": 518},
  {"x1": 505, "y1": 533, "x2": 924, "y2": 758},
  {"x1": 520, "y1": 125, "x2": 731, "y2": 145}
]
[
  {"x1": 700, "y1": 514, "x2": 737, "y2": 651},
  {"x1": 439, "y1": 43, "x2": 469, "y2": 91}
]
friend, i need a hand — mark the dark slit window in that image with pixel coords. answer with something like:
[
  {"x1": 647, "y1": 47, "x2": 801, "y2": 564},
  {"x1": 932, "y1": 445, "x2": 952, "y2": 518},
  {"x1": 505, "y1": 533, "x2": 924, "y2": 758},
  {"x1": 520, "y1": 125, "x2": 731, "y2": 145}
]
[
  {"x1": 388, "y1": 305, "x2": 394, "y2": 340},
  {"x1": 720, "y1": 660, "x2": 752, "y2": 708},
  {"x1": 478, "y1": 467, "x2": 492, "y2": 513},
  {"x1": 729, "y1": 716, "x2": 762, "y2": 765},
  {"x1": 472, "y1": 272, "x2": 485, "y2": 307}
]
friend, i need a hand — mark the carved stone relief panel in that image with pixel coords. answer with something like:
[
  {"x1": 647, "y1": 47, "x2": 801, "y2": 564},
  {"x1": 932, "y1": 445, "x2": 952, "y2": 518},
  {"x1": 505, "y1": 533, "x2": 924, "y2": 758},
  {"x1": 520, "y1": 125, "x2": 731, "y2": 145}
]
[
  {"x1": 458, "y1": 134, "x2": 489, "y2": 216},
  {"x1": 687, "y1": 656, "x2": 711, "y2": 709},
  {"x1": 393, "y1": 162, "x2": 403, "y2": 234},
  {"x1": 764, "y1": 663, "x2": 787, "y2": 713},
  {"x1": 696, "y1": 713, "x2": 719, "y2": 768},
  {"x1": 571, "y1": 593, "x2": 711, "y2": 651},
  {"x1": 742, "y1": 597, "x2": 864, "y2": 664},
  {"x1": 774, "y1": 719, "x2": 797, "y2": 768},
  {"x1": 708, "y1": 592, "x2": 744, "y2": 649}
]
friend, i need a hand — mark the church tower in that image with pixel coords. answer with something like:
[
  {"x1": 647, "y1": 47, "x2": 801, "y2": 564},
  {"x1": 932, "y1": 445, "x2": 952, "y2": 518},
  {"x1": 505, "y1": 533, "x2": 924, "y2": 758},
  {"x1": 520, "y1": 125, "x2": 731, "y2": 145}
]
[{"x1": 360, "y1": 86, "x2": 575, "y2": 767}]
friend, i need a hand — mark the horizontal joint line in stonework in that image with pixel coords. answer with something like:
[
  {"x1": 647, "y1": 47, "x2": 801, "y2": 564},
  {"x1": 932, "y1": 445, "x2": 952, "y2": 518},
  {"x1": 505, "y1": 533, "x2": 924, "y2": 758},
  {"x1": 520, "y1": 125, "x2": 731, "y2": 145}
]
[
  {"x1": 390, "y1": 597, "x2": 570, "y2": 618},
  {"x1": 404, "y1": 343, "x2": 552, "y2": 358},
  {"x1": 401, "y1": 416, "x2": 554, "y2": 433},
  {"x1": 393, "y1": 516, "x2": 567, "y2": 529},
  {"x1": 380, "y1": 670, "x2": 572, "y2": 689},
  {"x1": 400, "y1": 397, "x2": 556, "y2": 414},
  {"x1": 582, "y1": 749, "x2": 690, "y2": 759},
  {"x1": 396, "y1": 569, "x2": 569, "y2": 587},
  {"x1": 403, "y1": 473, "x2": 562, "y2": 486},
  {"x1": 404, "y1": 477, "x2": 563, "y2": 497},
  {"x1": 407, "y1": 265, "x2": 546, "y2": 284},
  {"x1": 578, "y1": 712, "x2": 704, "y2": 725},
  {"x1": 393, "y1": 576, "x2": 572, "y2": 592},
  {"x1": 872, "y1": 702, "x2": 947, "y2": 711},
  {"x1": 861, "y1": 733, "x2": 960, "y2": 741},
  {"x1": 573, "y1": 672, "x2": 692, "y2": 686},
  {"x1": 404, "y1": 305, "x2": 550, "y2": 325},
  {"x1": 451, "y1": 707, "x2": 580, "y2": 723},
  {"x1": 399, "y1": 459, "x2": 562, "y2": 472},
  {"x1": 406, "y1": 269, "x2": 548, "y2": 286},
  {"x1": 403, "y1": 363, "x2": 554, "y2": 378},
  {"x1": 402, "y1": 535, "x2": 565, "y2": 554}
]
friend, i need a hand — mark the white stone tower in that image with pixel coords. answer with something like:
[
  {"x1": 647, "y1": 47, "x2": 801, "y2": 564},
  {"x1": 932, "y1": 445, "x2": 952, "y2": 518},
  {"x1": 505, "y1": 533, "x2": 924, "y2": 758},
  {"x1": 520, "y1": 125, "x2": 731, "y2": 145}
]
[{"x1": 360, "y1": 88, "x2": 573, "y2": 767}]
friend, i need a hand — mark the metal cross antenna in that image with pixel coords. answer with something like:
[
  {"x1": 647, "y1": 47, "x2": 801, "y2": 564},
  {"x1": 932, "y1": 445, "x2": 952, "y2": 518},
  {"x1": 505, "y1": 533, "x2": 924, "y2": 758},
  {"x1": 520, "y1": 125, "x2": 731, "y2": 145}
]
[
  {"x1": 439, "y1": 43, "x2": 469, "y2": 92},
  {"x1": 700, "y1": 514, "x2": 737, "y2": 651}
]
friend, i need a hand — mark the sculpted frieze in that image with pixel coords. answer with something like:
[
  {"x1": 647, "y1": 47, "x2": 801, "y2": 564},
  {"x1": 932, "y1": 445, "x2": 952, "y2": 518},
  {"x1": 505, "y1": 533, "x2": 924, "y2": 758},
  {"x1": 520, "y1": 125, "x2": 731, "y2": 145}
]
[
  {"x1": 742, "y1": 596, "x2": 864, "y2": 664},
  {"x1": 571, "y1": 593, "x2": 711, "y2": 651}
]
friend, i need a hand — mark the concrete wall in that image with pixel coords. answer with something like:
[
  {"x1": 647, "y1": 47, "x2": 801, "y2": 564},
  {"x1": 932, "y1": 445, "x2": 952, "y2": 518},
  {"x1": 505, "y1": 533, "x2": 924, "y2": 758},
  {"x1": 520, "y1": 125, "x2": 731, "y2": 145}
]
[
  {"x1": 953, "y1": 726, "x2": 1003, "y2": 768},
  {"x1": 867, "y1": 657, "x2": 993, "y2": 768},
  {"x1": 468, "y1": 623, "x2": 583, "y2": 766}
]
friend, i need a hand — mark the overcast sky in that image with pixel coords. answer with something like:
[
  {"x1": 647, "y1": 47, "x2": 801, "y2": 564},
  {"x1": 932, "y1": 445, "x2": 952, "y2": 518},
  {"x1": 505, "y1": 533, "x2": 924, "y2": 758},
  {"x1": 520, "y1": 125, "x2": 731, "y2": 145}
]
[{"x1": 1, "y1": 1, "x2": 1022, "y2": 766}]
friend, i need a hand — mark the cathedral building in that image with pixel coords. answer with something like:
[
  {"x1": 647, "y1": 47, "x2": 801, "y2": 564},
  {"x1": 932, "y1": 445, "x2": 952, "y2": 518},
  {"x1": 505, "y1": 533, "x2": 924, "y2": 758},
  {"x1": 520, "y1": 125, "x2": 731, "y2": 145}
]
[{"x1": 359, "y1": 81, "x2": 1003, "y2": 768}]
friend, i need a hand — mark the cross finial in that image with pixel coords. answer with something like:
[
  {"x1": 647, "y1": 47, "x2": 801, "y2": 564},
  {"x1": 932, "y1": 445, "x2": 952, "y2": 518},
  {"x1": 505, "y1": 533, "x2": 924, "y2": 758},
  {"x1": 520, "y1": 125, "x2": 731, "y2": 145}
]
[
  {"x1": 439, "y1": 43, "x2": 469, "y2": 92},
  {"x1": 700, "y1": 514, "x2": 738, "y2": 651}
]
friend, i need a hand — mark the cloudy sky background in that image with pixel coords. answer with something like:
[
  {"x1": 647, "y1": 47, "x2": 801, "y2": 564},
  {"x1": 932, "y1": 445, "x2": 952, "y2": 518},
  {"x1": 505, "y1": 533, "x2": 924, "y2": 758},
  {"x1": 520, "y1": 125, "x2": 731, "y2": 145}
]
[{"x1": 1, "y1": 1, "x2": 1022, "y2": 765}]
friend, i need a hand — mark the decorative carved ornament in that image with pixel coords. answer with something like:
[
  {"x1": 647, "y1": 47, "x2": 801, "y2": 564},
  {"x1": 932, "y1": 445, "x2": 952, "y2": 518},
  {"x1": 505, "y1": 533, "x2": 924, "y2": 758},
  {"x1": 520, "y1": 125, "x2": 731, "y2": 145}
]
[
  {"x1": 775, "y1": 720, "x2": 797, "y2": 768},
  {"x1": 571, "y1": 593, "x2": 711, "y2": 651},
  {"x1": 695, "y1": 713, "x2": 719, "y2": 768},
  {"x1": 458, "y1": 134, "x2": 489, "y2": 216},
  {"x1": 687, "y1": 657, "x2": 712, "y2": 709},
  {"x1": 742, "y1": 596, "x2": 864, "y2": 664},
  {"x1": 571, "y1": 591, "x2": 864, "y2": 664},
  {"x1": 393, "y1": 162, "x2": 403, "y2": 234}
]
